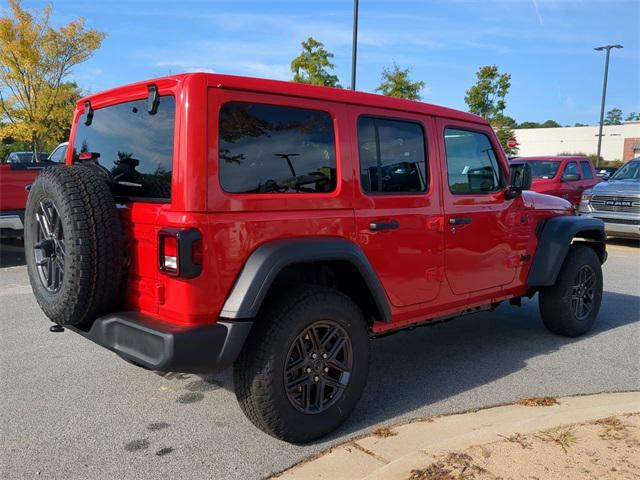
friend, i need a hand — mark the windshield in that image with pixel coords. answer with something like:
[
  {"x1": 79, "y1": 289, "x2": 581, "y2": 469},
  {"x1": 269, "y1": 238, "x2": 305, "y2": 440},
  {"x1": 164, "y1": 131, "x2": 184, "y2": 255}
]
[
  {"x1": 73, "y1": 95, "x2": 175, "y2": 201},
  {"x1": 518, "y1": 160, "x2": 561, "y2": 179},
  {"x1": 609, "y1": 161, "x2": 640, "y2": 181}
]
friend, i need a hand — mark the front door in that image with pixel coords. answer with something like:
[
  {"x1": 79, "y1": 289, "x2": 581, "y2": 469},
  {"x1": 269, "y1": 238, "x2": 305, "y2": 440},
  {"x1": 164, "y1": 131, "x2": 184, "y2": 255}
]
[
  {"x1": 353, "y1": 110, "x2": 445, "y2": 307},
  {"x1": 436, "y1": 119, "x2": 517, "y2": 295}
]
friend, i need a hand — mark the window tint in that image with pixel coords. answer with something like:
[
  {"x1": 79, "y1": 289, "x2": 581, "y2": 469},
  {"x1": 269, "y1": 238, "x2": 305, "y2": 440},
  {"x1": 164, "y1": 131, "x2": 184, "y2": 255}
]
[
  {"x1": 74, "y1": 96, "x2": 175, "y2": 200},
  {"x1": 358, "y1": 117, "x2": 427, "y2": 193},
  {"x1": 580, "y1": 161, "x2": 593, "y2": 179},
  {"x1": 563, "y1": 161, "x2": 580, "y2": 179},
  {"x1": 218, "y1": 102, "x2": 336, "y2": 193},
  {"x1": 444, "y1": 128, "x2": 503, "y2": 194}
]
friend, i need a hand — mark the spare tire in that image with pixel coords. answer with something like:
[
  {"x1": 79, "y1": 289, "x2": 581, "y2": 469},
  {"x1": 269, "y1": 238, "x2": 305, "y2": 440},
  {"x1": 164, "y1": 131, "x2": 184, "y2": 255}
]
[{"x1": 24, "y1": 165, "x2": 123, "y2": 327}]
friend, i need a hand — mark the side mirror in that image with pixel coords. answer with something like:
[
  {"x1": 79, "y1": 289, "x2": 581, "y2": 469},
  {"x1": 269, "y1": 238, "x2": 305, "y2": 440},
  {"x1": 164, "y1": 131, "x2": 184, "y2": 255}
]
[
  {"x1": 506, "y1": 163, "x2": 532, "y2": 199},
  {"x1": 562, "y1": 173, "x2": 580, "y2": 182}
]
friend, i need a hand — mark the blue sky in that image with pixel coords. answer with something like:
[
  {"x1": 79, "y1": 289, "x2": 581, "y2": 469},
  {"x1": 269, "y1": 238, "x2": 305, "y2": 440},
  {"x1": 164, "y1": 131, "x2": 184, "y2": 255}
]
[{"x1": 12, "y1": 0, "x2": 640, "y2": 125}]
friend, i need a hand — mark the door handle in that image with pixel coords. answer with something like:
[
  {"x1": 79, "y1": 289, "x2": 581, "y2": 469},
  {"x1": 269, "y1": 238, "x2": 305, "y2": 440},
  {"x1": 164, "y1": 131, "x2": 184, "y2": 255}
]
[
  {"x1": 369, "y1": 220, "x2": 400, "y2": 231},
  {"x1": 449, "y1": 217, "x2": 472, "y2": 226}
]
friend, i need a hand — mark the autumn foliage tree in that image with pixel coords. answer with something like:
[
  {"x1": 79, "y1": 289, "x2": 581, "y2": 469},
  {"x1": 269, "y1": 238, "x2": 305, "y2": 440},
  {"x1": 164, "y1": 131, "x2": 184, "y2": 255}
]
[
  {"x1": 291, "y1": 37, "x2": 341, "y2": 88},
  {"x1": 375, "y1": 63, "x2": 425, "y2": 101},
  {"x1": 0, "y1": 0, "x2": 105, "y2": 158}
]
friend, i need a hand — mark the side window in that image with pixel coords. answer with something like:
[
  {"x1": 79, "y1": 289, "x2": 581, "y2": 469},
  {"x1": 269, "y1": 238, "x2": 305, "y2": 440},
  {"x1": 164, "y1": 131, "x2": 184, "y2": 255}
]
[
  {"x1": 357, "y1": 116, "x2": 427, "y2": 193},
  {"x1": 443, "y1": 128, "x2": 504, "y2": 194},
  {"x1": 218, "y1": 102, "x2": 336, "y2": 194},
  {"x1": 49, "y1": 145, "x2": 67, "y2": 163},
  {"x1": 580, "y1": 161, "x2": 594, "y2": 179},
  {"x1": 563, "y1": 161, "x2": 580, "y2": 180}
]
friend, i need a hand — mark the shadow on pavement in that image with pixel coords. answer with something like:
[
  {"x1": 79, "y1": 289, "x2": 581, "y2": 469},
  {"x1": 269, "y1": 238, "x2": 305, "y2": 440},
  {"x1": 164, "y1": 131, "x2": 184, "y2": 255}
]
[
  {"x1": 607, "y1": 238, "x2": 639, "y2": 248},
  {"x1": 0, "y1": 239, "x2": 26, "y2": 268},
  {"x1": 188, "y1": 289, "x2": 639, "y2": 445}
]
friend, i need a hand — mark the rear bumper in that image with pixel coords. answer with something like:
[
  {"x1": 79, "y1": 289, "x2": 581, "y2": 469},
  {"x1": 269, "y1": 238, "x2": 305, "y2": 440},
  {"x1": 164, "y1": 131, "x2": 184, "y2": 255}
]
[
  {"x1": 0, "y1": 210, "x2": 24, "y2": 237},
  {"x1": 69, "y1": 313, "x2": 253, "y2": 372}
]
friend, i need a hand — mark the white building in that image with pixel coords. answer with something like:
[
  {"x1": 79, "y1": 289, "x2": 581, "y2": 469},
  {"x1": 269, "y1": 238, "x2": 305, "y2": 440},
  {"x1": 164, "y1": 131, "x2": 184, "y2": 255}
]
[{"x1": 513, "y1": 122, "x2": 640, "y2": 162}]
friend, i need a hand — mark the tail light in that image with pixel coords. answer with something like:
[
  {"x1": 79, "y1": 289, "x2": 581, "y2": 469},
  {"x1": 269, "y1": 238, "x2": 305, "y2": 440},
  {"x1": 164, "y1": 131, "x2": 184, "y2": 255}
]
[{"x1": 158, "y1": 228, "x2": 202, "y2": 278}]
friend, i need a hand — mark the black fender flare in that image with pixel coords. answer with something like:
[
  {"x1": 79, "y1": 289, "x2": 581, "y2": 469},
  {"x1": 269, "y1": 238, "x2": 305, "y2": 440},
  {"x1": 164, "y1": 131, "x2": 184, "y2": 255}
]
[
  {"x1": 219, "y1": 237, "x2": 392, "y2": 322},
  {"x1": 527, "y1": 216, "x2": 606, "y2": 287}
]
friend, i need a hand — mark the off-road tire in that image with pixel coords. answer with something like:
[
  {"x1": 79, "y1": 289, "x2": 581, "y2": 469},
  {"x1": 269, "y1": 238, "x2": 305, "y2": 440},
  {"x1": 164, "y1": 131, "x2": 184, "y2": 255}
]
[
  {"x1": 233, "y1": 285, "x2": 369, "y2": 444},
  {"x1": 539, "y1": 244, "x2": 603, "y2": 337},
  {"x1": 24, "y1": 165, "x2": 123, "y2": 327}
]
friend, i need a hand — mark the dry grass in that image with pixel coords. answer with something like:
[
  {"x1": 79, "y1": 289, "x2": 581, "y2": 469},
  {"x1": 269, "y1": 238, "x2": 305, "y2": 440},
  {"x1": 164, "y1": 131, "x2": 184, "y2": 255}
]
[
  {"x1": 518, "y1": 396, "x2": 559, "y2": 407},
  {"x1": 537, "y1": 426, "x2": 578, "y2": 453},
  {"x1": 498, "y1": 432, "x2": 533, "y2": 449},
  {"x1": 595, "y1": 416, "x2": 625, "y2": 439},
  {"x1": 408, "y1": 452, "x2": 485, "y2": 480},
  {"x1": 373, "y1": 426, "x2": 398, "y2": 438}
]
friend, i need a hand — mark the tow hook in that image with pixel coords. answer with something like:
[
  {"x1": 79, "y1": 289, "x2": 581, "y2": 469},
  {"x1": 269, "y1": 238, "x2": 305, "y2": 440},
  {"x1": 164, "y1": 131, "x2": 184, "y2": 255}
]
[{"x1": 49, "y1": 325, "x2": 65, "y2": 333}]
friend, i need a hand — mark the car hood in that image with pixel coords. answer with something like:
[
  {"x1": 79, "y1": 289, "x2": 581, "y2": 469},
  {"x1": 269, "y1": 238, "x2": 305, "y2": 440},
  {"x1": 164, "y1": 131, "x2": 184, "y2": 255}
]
[
  {"x1": 522, "y1": 191, "x2": 573, "y2": 212},
  {"x1": 591, "y1": 179, "x2": 640, "y2": 196}
]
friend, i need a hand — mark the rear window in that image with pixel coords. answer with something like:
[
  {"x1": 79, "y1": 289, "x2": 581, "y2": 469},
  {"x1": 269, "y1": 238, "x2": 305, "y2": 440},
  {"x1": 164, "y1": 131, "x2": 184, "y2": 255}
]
[
  {"x1": 73, "y1": 96, "x2": 175, "y2": 201},
  {"x1": 522, "y1": 160, "x2": 561, "y2": 179},
  {"x1": 218, "y1": 102, "x2": 337, "y2": 194}
]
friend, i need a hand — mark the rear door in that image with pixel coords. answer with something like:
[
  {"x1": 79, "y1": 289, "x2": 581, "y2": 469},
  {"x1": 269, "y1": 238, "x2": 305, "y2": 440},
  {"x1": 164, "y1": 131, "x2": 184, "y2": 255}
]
[
  {"x1": 436, "y1": 119, "x2": 517, "y2": 295},
  {"x1": 353, "y1": 110, "x2": 445, "y2": 307}
]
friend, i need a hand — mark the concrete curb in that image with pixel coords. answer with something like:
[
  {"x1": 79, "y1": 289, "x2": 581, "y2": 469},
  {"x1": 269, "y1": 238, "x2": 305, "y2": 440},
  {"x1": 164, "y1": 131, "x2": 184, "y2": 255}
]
[{"x1": 274, "y1": 391, "x2": 640, "y2": 480}]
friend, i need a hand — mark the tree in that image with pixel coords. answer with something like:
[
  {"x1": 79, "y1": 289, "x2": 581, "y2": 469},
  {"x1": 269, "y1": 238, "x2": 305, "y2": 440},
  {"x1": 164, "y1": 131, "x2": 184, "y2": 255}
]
[
  {"x1": 540, "y1": 119, "x2": 561, "y2": 128},
  {"x1": 604, "y1": 108, "x2": 623, "y2": 125},
  {"x1": 518, "y1": 121, "x2": 541, "y2": 129},
  {"x1": 625, "y1": 112, "x2": 640, "y2": 121},
  {"x1": 0, "y1": 0, "x2": 105, "y2": 159},
  {"x1": 464, "y1": 65, "x2": 511, "y2": 121},
  {"x1": 375, "y1": 63, "x2": 425, "y2": 101},
  {"x1": 574, "y1": 122, "x2": 588, "y2": 127},
  {"x1": 291, "y1": 37, "x2": 341, "y2": 88}
]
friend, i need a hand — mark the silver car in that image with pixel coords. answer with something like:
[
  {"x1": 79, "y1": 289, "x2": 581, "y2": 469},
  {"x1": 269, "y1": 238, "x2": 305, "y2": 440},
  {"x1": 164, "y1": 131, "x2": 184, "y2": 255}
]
[{"x1": 579, "y1": 158, "x2": 640, "y2": 239}]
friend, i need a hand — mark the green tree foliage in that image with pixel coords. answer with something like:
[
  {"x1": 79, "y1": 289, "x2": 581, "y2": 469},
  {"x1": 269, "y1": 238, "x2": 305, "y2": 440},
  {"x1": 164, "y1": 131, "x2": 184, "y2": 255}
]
[
  {"x1": 517, "y1": 121, "x2": 540, "y2": 129},
  {"x1": 465, "y1": 66, "x2": 515, "y2": 153},
  {"x1": 375, "y1": 63, "x2": 425, "y2": 101},
  {"x1": 625, "y1": 112, "x2": 640, "y2": 121},
  {"x1": 464, "y1": 65, "x2": 511, "y2": 121},
  {"x1": 0, "y1": 0, "x2": 105, "y2": 159},
  {"x1": 540, "y1": 119, "x2": 561, "y2": 128},
  {"x1": 604, "y1": 108, "x2": 623, "y2": 125},
  {"x1": 574, "y1": 122, "x2": 588, "y2": 127},
  {"x1": 291, "y1": 37, "x2": 341, "y2": 88}
]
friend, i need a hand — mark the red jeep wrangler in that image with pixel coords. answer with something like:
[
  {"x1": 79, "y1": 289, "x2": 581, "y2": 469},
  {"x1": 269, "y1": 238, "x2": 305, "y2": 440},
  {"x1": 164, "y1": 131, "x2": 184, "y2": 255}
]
[{"x1": 24, "y1": 73, "x2": 606, "y2": 443}]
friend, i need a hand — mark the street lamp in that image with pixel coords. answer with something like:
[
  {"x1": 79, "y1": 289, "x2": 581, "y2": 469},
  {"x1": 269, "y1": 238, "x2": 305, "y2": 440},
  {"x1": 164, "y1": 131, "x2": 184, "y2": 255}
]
[
  {"x1": 351, "y1": 0, "x2": 359, "y2": 90},
  {"x1": 594, "y1": 44, "x2": 623, "y2": 167}
]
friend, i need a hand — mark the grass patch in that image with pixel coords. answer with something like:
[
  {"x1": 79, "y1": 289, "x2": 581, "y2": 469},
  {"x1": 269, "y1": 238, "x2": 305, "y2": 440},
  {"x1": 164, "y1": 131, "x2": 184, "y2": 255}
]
[
  {"x1": 498, "y1": 432, "x2": 533, "y2": 449},
  {"x1": 537, "y1": 426, "x2": 578, "y2": 453},
  {"x1": 408, "y1": 452, "x2": 485, "y2": 480},
  {"x1": 595, "y1": 416, "x2": 625, "y2": 438}
]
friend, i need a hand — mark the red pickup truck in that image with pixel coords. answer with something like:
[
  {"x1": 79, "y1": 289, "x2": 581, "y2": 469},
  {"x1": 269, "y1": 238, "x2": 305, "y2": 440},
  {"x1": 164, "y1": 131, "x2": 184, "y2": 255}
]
[
  {"x1": 23, "y1": 73, "x2": 606, "y2": 443},
  {"x1": 1, "y1": 144, "x2": 67, "y2": 238},
  {"x1": 509, "y1": 156, "x2": 602, "y2": 208}
]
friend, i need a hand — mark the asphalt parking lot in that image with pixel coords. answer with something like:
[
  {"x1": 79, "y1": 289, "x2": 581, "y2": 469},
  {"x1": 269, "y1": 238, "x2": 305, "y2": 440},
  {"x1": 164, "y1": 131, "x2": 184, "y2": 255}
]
[{"x1": 1, "y1": 239, "x2": 639, "y2": 480}]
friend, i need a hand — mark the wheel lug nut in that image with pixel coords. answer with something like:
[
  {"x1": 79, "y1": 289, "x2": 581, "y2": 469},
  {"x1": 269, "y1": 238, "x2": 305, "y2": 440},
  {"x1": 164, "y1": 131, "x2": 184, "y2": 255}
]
[
  {"x1": 323, "y1": 367, "x2": 329, "y2": 373},
  {"x1": 313, "y1": 376, "x2": 319, "y2": 382},
  {"x1": 322, "y1": 353, "x2": 327, "y2": 359},
  {"x1": 305, "y1": 367, "x2": 312, "y2": 373},
  {"x1": 311, "y1": 353, "x2": 317, "y2": 359}
]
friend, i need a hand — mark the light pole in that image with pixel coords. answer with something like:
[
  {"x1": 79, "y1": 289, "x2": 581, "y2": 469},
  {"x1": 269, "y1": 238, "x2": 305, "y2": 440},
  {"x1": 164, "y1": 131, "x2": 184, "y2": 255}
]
[
  {"x1": 594, "y1": 44, "x2": 623, "y2": 167},
  {"x1": 351, "y1": 0, "x2": 359, "y2": 90}
]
